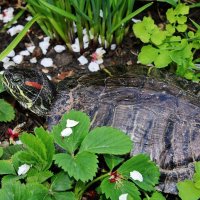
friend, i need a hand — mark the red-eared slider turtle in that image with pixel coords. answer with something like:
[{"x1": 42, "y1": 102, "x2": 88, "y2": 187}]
[{"x1": 3, "y1": 65, "x2": 200, "y2": 194}]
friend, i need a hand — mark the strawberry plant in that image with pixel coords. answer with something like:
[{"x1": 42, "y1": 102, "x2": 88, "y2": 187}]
[
  {"x1": 0, "y1": 110, "x2": 164, "y2": 200},
  {"x1": 133, "y1": 3, "x2": 200, "y2": 82}
]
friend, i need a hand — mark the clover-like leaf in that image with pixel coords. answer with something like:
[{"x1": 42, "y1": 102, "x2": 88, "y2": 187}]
[
  {"x1": 151, "y1": 28, "x2": 167, "y2": 45},
  {"x1": 54, "y1": 151, "x2": 98, "y2": 182},
  {"x1": 166, "y1": 8, "x2": 176, "y2": 23},
  {"x1": 176, "y1": 24, "x2": 187, "y2": 32},
  {"x1": 0, "y1": 99, "x2": 15, "y2": 122},
  {"x1": 138, "y1": 45, "x2": 158, "y2": 65},
  {"x1": 154, "y1": 50, "x2": 172, "y2": 68}
]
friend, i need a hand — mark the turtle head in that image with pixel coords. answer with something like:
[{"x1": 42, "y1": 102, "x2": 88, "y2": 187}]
[{"x1": 3, "y1": 67, "x2": 56, "y2": 116}]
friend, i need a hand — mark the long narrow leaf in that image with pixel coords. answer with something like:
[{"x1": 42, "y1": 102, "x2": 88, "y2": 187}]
[{"x1": 0, "y1": 14, "x2": 43, "y2": 61}]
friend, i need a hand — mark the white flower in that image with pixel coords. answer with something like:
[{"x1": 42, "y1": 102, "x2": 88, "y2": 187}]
[
  {"x1": 40, "y1": 58, "x2": 53, "y2": 67},
  {"x1": 119, "y1": 193, "x2": 128, "y2": 200},
  {"x1": 66, "y1": 119, "x2": 79, "y2": 128},
  {"x1": 13, "y1": 55, "x2": 23, "y2": 64},
  {"x1": 17, "y1": 164, "x2": 31, "y2": 176},
  {"x1": 130, "y1": 170, "x2": 143, "y2": 182},
  {"x1": 7, "y1": 25, "x2": 24, "y2": 36},
  {"x1": 88, "y1": 62, "x2": 100, "y2": 72},
  {"x1": 61, "y1": 127, "x2": 73, "y2": 137},
  {"x1": 54, "y1": 45, "x2": 66, "y2": 53},
  {"x1": 78, "y1": 55, "x2": 88, "y2": 65}
]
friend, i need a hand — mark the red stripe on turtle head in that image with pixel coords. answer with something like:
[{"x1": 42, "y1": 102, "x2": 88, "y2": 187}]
[{"x1": 25, "y1": 81, "x2": 43, "y2": 90}]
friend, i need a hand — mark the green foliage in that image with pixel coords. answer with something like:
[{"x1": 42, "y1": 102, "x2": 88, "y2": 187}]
[
  {"x1": 133, "y1": 3, "x2": 200, "y2": 82},
  {"x1": 177, "y1": 162, "x2": 200, "y2": 200},
  {"x1": 0, "y1": 99, "x2": 15, "y2": 122},
  {"x1": 0, "y1": 110, "x2": 161, "y2": 200}
]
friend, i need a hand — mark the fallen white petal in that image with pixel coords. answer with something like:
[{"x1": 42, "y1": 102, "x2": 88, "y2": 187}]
[
  {"x1": 130, "y1": 170, "x2": 143, "y2": 182},
  {"x1": 96, "y1": 58, "x2": 104, "y2": 64},
  {"x1": 40, "y1": 58, "x2": 53, "y2": 67},
  {"x1": 78, "y1": 55, "x2": 88, "y2": 65},
  {"x1": 88, "y1": 62, "x2": 100, "y2": 72},
  {"x1": 71, "y1": 39, "x2": 80, "y2": 53},
  {"x1": 2, "y1": 57, "x2": 10, "y2": 63},
  {"x1": 54, "y1": 45, "x2": 66, "y2": 53},
  {"x1": 18, "y1": 164, "x2": 31, "y2": 176},
  {"x1": 98, "y1": 36, "x2": 102, "y2": 44},
  {"x1": 7, "y1": 25, "x2": 24, "y2": 36},
  {"x1": 61, "y1": 127, "x2": 73, "y2": 137},
  {"x1": 19, "y1": 50, "x2": 30, "y2": 56},
  {"x1": 96, "y1": 47, "x2": 106, "y2": 55},
  {"x1": 66, "y1": 119, "x2": 79, "y2": 128},
  {"x1": 3, "y1": 61, "x2": 15, "y2": 69},
  {"x1": 44, "y1": 36, "x2": 50, "y2": 42},
  {"x1": 119, "y1": 193, "x2": 128, "y2": 200},
  {"x1": 13, "y1": 55, "x2": 23, "y2": 64},
  {"x1": 99, "y1": 9, "x2": 103, "y2": 18},
  {"x1": 25, "y1": 16, "x2": 33, "y2": 21},
  {"x1": 27, "y1": 45, "x2": 35, "y2": 53},
  {"x1": 111, "y1": 44, "x2": 117, "y2": 50},
  {"x1": 2, "y1": 7, "x2": 14, "y2": 23},
  {"x1": 30, "y1": 57, "x2": 37, "y2": 63},
  {"x1": 82, "y1": 28, "x2": 87, "y2": 35},
  {"x1": 7, "y1": 50, "x2": 15, "y2": 57},
  {"x1": 0, "y1": 14, "x2": 3, "y2": 21},
  {"x1": 39, "y1": 40, "x2": 50, "y2": 55},
  {"x1": 131, "y1": 18, "x2": 141, "y2": 23}
]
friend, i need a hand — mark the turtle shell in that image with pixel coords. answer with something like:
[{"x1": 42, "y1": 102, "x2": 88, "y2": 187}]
[{"x1": 48, "y1": 65, "x2": 200, "y2": 194}]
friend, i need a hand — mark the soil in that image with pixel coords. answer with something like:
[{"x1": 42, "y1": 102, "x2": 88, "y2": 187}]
[{"x1": 0, "y1": 1, "x2": 200, "y2": 199}]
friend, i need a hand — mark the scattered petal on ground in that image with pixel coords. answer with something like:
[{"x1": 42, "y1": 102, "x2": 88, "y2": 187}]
[
  {"x1": 40, "y1": 58, "x2": 53, "y2": 67},
  {"x1": 61, "y1": 127, "x2": 73, "y2": 137},
  {"x1": 132, "y1": 18, "x2": 141, "y2": 23},
  {"x1": 7, "y1": 25, "x2": 24, "y2": 36},
  {"x1": 18, "y1": 164, "x2": 31, "y2": 176},
  {"x1": 2, "y1": 57, "x2": 10, "y2": 63},
  {"x1": 54, "y1": 45, "x2": 66, "y2": 53},
  {"x1": 111, "y1": 44, "x2": 117, "y2": 50},
  {"x1": 88, "y1": 62, "x2": 100, "y2": 72},
  {"x1": 39, "y1": 39, "x2": 50, "y2": 55},
  {"x1": 25, "y1": 16, "x2": 33, "y2": 21},
  {"x1": 19, "y1": 50, "x2": 30, "y2": 56},
  {"x1": 78, "y1": 55, "x2": 88, "y2": 65},
  {"x1": 91, "y1": 47, "x2": 106, "y2": 64},
  {"x1": 3, "y1": 61, "x2": 15, "y2": 69},
  {"x1": 30, "y1": 57, "x2": 37, "y2": 63},
  {"x1": 71, "y1": 38, "x2": 80, "y2": 52},
  {"x1": 27, "y1": 45, "x2": 36, "y2": 53},
  {"x1": 7, "y1": 50, "x2": 15, "y2": 57},
  {"x1": 2, "y1": 7, "x2": 14, "y2": 23},
  {"x1": 13, "y1": 55, "x2": 23, "y2": 64},
  {"x1": 130, "y1": 170, "x2": 143, "y2": 182}
]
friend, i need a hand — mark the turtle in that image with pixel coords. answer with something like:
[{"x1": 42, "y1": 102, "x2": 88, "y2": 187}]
[{"x1": 2, "y1": 65, "x2": 200, "y2": 194}]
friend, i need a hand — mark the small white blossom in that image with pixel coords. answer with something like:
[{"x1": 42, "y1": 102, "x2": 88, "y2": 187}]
[
  {"x1": 18, "y1": 164, "x2": 31, "y2": 176},
  {"x1": 54, "y1": 45, "x2": 66, "y2": 53},
  {"x1": 7, "y1": 50, "x2": 15, "y2": 57},
  {"x1": 19, "y1": 50, "x2": 30, "y2": 56},
  {"x1": 40, "y1": 58, "x2": 53, "y2": 67},
  {"x1": 91, "y1": 47, "x2": 106, "y2": 64},
  {"x1": 7, "y1": 25, "x2": 24, "y2": 36},
  {"x1": 88, "y1": 62, "x2": 100, "y2": 72},
  {"x1": 61, "y1": 127, "x2": 73, "y2": 137},
  {"x1": 66, "y1": 119, "x2": 79, "y2": 128},
  {"x1": 13, "y1": 55, "x2": 23, "y2": 64},
  {"x1": 30, "y1": 57, "x2": 37, "y2": 63},
  {"x1": 78, "y1": 55, "x2": 88, "y2": 65},
  {"x1": 119, "y1": 193, "x2": 128, "y2": 200},
  {"x1": 130, "y1": 170, "x2": 143, "y2": 182}
]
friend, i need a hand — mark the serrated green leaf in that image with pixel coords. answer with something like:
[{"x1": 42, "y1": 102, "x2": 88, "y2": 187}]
[
  {"x1": 104, "y1": 155, "x2": 124, "y2": 171},
  {"x1": 0, "y1": 160, "x2": 16, "y2": 175},
  {"x1": 148, "y1": 191, "x2": 166, "y2": 200},
  {"x1": 118, "y1": 154, "x2": 160, "y2": 192},
  {"x1": 154, "y1": 50, "x2": 172, "y2": 68},
  {"x1": 79, "y1": 127, "x2": 132, "y2": 155},
  {"x1": 176, "y1": 3, "x2": 189, "y2": 15},
  {"x1": 20, "y1": 133, "x2": 47, "y2": 163},
  {"x1": 52, "y1": 192, "x2": 76, "y2": 200},
  {"x1": 177, "y1": 180, "x2": 200, "y2": 200},
  {"x1": 166, "y1": 8, "x2": 176, "y2": 23},
  {"x1": 52, "y1": 110, "x2": 90, "y2": 154},
  {"x1": 0, "y1": 99, "x2": 15, "y2": 122},
  {"x1": 1, "y1": 145, "x2": 24, "y2": 160},
  {"x1": 54, "y1": 151, "x2": 98, "y2": 182},
  {"x1": 51, "y1": 171, "x2": 73, "y2": 191},
  {"x1": 34, "y1": 127, "x2": 55, "y2": 170},
  {"x1": 138, "y1": 45, "x2": 158, "y2": 65},
  {"x1": 27, "y1": 170, "x2": 53, "y2": 183},
  {"x1": 100, "y1": 178, "x2": 141, "y2": 200}
]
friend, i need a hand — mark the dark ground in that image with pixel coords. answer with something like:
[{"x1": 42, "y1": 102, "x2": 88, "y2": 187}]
[{"x1": 0, "y1": 1, "x2": 200, "y2": 199}]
